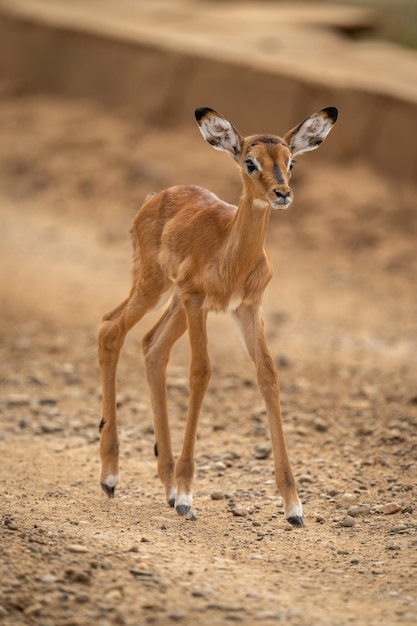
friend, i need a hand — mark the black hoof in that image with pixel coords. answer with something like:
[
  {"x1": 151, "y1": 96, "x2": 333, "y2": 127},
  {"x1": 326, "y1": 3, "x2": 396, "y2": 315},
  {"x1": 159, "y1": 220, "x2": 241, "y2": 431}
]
[
  {"x1": 176, "y1": 504, "x2": 190, "y2": 517},
  {"x1": 287, "y1": 515, "x2": 304, "y2": 528},
  {"x1": 168, "y1": 497, "x2": 176, "y2": 508},
  {"x1": 101, "y1": 482, "x2": 116, "y2": 498}
]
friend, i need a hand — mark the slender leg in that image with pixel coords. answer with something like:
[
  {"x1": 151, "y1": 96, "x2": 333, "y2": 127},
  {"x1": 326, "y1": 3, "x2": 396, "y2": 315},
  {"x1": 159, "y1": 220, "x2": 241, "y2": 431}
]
[
  {"x1": 98, "y1": 284, "x2": 165, "y2": 497},
  {"x1": 174, "y1": 295, "x2": 212, "y2": 515},
  {"x1": 233, "y1": 305, "x2": 303, "y2": 526},
  {"x1": 142, "y1": 295, "x2": 187, "y2": 506}
]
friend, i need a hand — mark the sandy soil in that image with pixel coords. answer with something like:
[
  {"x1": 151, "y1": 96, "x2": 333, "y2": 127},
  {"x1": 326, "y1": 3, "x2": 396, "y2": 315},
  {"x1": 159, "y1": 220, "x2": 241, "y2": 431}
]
[{"x1": 0, "y1": 92, "x2": 416, "y2": 626}]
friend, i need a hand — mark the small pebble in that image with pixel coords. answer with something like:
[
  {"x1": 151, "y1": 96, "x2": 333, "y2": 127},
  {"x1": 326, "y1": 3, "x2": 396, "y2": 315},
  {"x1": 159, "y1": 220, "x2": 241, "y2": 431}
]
[
  {"x1": 314, "y1": 418, "x2": 328, "y2": 432},
  {"x1": 67, "y1": 544, "x2": 89, "y2": 553},
  {"x1": 75, "y1": 592, "x2": 90, "y2": 604},
  {"x1": 381, "y1": 502, "x2": 402, "y2": 515},
  {"x1": 337, "y1": 493, "x2": 357, "y2": 509},
  {"x1": 391, "y1": 524, "x2": 408, "y2": 534},
  {"x1": 298, "y1": 474, "x2": 314, "y2": 484},
  {"x1": 65, "y1": 569, "x2": 91, "y2": 584},
  {"x1": 210, "y1": 489, "x2": 224, "y2": 501},
  {"x1": 232, "y1": 507, "x2": 248, "y2": 518},
  {"x1": 130, "y1": 568, "x2": 154, "y2": 579},
  {"x1": 276, "y1": 354, "x2": 292, "y2": 368},
  {"x1": 339, "y1": 516, "x2": 355, "y2": 528},
  {"x1": 223, "y1": 450, "x2": 241, "y2": 461},
  {"x1": 253, "y1": 442, "x2": 272, "y2": 460},
  {"x1": 150, "y1": 515, "x2": 170, "y2": 529},
  {"x1": 169, "y1": 612, "x2": 185, "y2": 622},
  {"x1": 39, "y1": 397, "x2": 58, "y2": 406},
  {"x1": 104, "y1": 588, "x2": 122, "y2": 601},
  {"x1": 40, "y1": 575, "x2": 57, "y2": 584},
  {"x1": 347, "y1": 505, "x2": 362, "y2": 517},
  {"x1": 6, "y1": 394, "x2": 30, "y2": 407}
]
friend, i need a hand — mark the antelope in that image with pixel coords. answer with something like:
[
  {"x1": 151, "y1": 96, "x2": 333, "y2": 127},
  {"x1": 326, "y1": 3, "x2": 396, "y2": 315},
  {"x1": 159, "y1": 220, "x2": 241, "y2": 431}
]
[{"x1": 98, "y1": 105, "x2": 338, "y2": 527}]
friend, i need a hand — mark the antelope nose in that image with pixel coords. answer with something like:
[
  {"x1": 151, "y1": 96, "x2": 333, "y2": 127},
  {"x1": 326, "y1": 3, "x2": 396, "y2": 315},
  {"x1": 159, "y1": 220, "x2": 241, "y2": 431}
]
[{"x1": 274, "y1": 189, "x2": 291, "y2": 200}]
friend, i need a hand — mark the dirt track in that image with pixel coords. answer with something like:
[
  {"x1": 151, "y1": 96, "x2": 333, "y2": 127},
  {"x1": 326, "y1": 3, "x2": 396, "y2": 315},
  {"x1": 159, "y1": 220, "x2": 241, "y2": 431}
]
[{"x1": 0, "y1": 92, "x2": 417, "y2": 625}]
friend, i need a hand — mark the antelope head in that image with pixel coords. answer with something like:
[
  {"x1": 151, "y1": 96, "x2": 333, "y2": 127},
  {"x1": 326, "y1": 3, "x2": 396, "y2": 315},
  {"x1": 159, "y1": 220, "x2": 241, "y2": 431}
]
[{"x1": 195, "y1": 106, "x2": 338, "y2": 210}]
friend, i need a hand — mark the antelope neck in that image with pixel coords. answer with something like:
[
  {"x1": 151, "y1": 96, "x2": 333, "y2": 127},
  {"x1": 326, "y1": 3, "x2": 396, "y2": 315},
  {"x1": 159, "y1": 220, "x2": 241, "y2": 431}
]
[{"x1": 222, "y1": 187, "x2": 271, "y2": 273}]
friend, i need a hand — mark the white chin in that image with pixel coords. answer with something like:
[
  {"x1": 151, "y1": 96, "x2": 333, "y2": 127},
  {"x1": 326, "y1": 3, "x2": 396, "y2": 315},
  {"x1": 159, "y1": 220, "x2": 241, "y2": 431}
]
[{"x1": 272, "y1": 199, "x2": 292, "y2": 210}]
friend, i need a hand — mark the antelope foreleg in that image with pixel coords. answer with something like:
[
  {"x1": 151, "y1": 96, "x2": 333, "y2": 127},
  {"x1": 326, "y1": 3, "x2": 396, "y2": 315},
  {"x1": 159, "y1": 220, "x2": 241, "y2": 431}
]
[{"x1": 234, "y1": 306, "x2": 303, "y2": 526}]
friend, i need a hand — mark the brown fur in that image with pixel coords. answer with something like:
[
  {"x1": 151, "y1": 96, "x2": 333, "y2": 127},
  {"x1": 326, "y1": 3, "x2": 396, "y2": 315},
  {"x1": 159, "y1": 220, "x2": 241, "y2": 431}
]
[{"x1": 98, "y1": 106, "x2": 337, "y2": 524}]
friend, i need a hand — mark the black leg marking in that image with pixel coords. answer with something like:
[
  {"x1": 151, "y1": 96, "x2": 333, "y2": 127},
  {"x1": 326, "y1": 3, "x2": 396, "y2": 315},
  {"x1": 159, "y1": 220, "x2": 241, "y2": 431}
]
[
  {"x1": 176, "y1": 504, "x2": 191, "y2": 517},
  {"x1": 98, "y1": 419, "x2": 105, "y2": 433},
  {"x1": 154, "y1": 442, "x2": 158, "y2": 457},
  {"x1": 101, "y1": 482, "x2": 115, "y2": 498}
]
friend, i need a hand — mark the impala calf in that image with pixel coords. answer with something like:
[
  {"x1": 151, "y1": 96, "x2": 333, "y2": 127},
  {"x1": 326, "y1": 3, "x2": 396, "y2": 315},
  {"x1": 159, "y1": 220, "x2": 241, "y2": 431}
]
[{"x1": 98, "y1": 105, "x2": 338, "y2": 526}]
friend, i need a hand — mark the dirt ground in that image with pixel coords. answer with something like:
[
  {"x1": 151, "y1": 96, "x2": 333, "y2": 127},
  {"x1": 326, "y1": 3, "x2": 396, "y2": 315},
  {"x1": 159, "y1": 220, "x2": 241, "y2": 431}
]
[{"x1": 0, "y1": 90, "x2": 416, "y2": 626}]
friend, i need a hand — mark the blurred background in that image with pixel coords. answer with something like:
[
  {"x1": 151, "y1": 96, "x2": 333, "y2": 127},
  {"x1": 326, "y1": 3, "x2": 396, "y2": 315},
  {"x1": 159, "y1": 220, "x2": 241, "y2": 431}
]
[
  {"x1": 0, "y1": 0, "x2": 415, "y2": 359},
  {"x1": 300, "y1": 0, "x2": 417, "y2": 48}
]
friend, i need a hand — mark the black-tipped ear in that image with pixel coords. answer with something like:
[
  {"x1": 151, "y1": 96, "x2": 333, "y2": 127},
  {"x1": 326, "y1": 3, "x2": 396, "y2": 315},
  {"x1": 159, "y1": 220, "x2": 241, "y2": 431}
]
[
  {"x1": 283, "y1": 107, "x2": 338, "y2": 157},
  {"x1": 321, "y1": 107, "x2": 338, "y2": 123},
  {"x1": 195, "y1": 107, "x2": 243, "y2": 161},
  {"x1": 195, "y1": 106, "x2": 216, "y2": 122}
]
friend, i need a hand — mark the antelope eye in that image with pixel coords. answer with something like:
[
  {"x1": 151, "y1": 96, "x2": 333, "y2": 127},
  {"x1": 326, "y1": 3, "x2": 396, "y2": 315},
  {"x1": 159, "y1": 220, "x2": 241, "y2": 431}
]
[
  {"x1": 245, "y1": 159, "x2": 258, "y2": 174},
  {"x1": 288, "y1": 160, "x2": 295, "y2": 171}
]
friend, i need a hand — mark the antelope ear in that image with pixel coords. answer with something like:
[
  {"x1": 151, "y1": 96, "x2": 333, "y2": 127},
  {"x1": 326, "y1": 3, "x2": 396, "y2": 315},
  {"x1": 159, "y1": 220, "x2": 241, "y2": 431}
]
[
  {"x1": 195, "y1": 107, "x2": 243, "y2": 161},
  {"x1": 284, "y1": 107, "x2": 338, "y2": 157}
]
